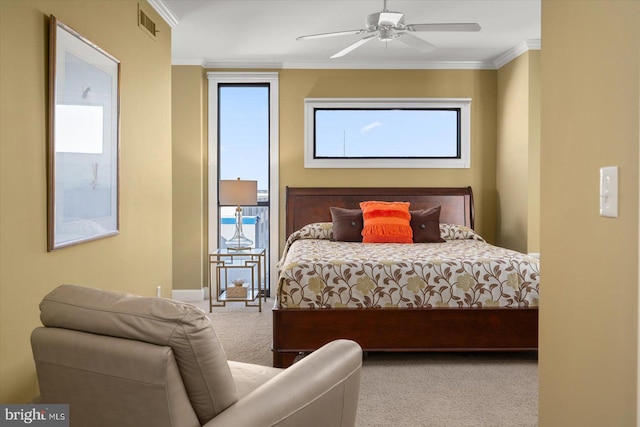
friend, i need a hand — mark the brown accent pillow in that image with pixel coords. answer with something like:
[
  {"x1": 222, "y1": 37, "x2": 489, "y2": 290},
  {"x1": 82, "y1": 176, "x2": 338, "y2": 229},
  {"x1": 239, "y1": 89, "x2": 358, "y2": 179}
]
[
  {"x1": 330, "y1": 207, "x2": 363, "y2": 242},
  {"x1": 410, "y1": 206, "x2": 445, "y2": 243}
]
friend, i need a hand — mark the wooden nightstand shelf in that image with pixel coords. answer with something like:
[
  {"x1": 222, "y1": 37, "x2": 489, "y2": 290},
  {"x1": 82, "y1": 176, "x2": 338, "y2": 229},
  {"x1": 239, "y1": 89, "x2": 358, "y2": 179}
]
[{"x1": 209, "y1": 247, "x2": 266, "y2": 312}]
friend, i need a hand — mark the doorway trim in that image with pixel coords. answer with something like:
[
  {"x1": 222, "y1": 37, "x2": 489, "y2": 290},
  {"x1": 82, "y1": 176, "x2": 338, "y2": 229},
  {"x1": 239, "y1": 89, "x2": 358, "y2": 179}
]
[{"x1": 207, "y1": 72, "x2": 279, "y2": 297}]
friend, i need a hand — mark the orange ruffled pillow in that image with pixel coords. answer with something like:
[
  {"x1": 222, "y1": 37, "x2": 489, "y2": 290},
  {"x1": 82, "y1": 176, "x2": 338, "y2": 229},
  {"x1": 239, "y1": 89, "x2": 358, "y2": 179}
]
[{"x1": 360, "y1": 201, "x2": 413, "y2": 243}]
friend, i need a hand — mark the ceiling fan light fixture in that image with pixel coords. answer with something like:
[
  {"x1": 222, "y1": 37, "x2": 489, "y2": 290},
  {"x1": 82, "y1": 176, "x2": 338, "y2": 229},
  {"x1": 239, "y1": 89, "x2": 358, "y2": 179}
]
[{"x1": 378, "y1": 27, "x2": 396, "y2": 42}]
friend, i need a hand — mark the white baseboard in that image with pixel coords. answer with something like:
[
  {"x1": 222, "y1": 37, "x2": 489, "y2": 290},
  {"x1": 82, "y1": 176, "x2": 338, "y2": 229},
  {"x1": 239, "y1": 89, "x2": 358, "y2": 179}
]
[{"x1": 172, "y1": 288, "x2": 206, "y2": 302}]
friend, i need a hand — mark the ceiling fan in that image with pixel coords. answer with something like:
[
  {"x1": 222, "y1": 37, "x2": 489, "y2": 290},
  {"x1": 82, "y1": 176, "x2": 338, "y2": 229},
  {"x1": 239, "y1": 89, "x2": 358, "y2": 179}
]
[{"x1": 296, "y1": 0, "x2": 481, "y2": 59}]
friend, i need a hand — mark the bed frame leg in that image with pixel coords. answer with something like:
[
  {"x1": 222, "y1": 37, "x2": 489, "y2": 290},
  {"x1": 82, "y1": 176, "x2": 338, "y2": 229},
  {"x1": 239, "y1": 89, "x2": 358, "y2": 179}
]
[{"x1": 272, "y1": 351, "x2": 298, "y2": 368}]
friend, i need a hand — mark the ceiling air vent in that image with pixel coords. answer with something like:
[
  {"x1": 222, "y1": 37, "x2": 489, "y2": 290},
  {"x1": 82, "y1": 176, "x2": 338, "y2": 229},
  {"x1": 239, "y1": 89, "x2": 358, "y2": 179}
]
[{"x1": 138, "y1": 5, "x2": 158, "y2": 39}]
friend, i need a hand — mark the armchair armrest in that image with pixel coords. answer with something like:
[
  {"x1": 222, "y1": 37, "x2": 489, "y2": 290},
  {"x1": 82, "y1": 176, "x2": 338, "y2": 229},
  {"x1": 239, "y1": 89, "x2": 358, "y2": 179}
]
[{"x1": 204, "y1": 339, "x2": 362, "y2": 427}]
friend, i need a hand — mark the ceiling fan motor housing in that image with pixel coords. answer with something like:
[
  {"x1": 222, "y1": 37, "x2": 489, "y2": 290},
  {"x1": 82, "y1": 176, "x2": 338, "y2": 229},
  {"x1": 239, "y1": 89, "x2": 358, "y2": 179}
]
[{"x1": 367, "y1": 11, "x2": 405, "y2": 29}]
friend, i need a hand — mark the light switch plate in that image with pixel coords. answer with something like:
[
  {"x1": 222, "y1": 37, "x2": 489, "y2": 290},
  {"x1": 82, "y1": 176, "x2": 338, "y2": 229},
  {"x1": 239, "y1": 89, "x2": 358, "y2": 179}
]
[{"x1": 600, "y1": 166, "x2": 618, "y2": 218}]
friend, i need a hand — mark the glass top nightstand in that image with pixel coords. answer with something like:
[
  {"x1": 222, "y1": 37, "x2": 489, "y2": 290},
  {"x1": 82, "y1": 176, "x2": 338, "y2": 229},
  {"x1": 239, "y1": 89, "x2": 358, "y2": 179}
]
[{"x1": 208, "y1": 247, "x2": 266, "y2": 312}]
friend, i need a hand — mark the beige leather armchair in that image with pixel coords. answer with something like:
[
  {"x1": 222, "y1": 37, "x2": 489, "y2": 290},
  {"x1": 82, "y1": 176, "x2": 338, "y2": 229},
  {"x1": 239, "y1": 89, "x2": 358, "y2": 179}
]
[{"x1": 31, "y1": 285, "x2": 362, "y2": 427}]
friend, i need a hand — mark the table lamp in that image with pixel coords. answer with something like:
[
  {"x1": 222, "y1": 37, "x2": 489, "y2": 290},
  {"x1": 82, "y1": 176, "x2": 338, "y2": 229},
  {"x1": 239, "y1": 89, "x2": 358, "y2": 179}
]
[{"x1": 219, "y1": 177, "x2": 258, "y2": 250}]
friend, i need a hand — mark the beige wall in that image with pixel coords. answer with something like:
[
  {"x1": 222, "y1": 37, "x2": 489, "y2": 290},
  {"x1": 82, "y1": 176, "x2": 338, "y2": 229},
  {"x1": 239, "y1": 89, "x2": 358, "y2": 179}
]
[
  {"x1": 278, "y1": 69, "x2": 498, "y2": 245},
  {"x1": 539, "y1": 1, "x2": 639, "y2": 425},
  {"x1": 527, "y1": 52, "x2": 541, "y2": 254},
  {"x1": 0, "y1": 0, "x2": 172, "y2": 403},
  {"x1": 496, "y1": 51, "x2": 541, "y2": 253},
  {"x1": 171, "y1": 68, "x2": 499, "y2": 291},
  {"x1": 172, "y1": 66, "x2": 206, "y2": 290}
]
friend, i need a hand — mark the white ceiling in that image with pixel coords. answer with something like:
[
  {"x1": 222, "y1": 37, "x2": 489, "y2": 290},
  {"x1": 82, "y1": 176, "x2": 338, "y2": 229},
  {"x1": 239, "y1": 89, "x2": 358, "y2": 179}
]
[{"x1": 151, "y1": 0, "x2": 540, "y2": 69}]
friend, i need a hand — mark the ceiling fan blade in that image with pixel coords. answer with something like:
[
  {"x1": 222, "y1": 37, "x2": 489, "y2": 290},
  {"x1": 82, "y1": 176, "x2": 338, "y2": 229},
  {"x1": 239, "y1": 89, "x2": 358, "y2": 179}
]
[
  {"x1": 396, "y1": 33, "x2": 436, "y2": 52},
  {"x1": 330, "y1": 34, "x2": 377, "y2": 59},
  {"x1": 406, "y1": 23, "x2": 481, "y2": 32},
  {"x1": 297, "y1": 29, "x2": 366, "y2": 41}
]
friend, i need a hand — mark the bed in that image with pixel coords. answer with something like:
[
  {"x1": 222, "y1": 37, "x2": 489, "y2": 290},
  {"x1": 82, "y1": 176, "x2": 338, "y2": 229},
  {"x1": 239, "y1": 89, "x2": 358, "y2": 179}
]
[{"x1": 272, "y1": 187, "x2": 539, "y2": 368}]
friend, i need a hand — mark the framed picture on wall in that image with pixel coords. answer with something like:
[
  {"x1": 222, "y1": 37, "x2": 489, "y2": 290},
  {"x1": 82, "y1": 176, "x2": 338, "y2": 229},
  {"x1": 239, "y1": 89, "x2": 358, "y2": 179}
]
[{"x1": 47, "y1": 16, "x2": 120, "y2": 251}]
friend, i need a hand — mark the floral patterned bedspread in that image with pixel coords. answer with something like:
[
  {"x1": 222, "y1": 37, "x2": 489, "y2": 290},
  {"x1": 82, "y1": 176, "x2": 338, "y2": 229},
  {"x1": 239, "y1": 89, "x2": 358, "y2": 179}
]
[{"x1": 276, "y1": 223, "x2": 540, "y2": 309}]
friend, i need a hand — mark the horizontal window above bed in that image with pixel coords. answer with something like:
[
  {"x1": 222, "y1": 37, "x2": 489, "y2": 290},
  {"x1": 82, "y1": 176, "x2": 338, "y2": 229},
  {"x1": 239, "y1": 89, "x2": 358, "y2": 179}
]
[{"x1": 304, "y1": 98, "x2": 471, "y2": 169}]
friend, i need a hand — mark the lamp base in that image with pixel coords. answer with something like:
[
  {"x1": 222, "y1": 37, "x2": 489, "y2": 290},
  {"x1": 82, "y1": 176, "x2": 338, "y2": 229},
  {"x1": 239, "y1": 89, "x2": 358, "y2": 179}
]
[
  {"x1": 225, "y1": 233, "x2": 253, "y2": 250},
  {"x1": 225, "y1": 206, "x2": 253, "y2": 250}
]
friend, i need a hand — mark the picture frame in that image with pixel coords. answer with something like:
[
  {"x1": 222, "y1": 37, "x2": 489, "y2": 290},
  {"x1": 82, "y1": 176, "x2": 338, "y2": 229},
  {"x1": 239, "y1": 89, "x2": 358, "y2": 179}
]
[{"x1": 48, "y1": 16, "x2": 120, "y2": 251}]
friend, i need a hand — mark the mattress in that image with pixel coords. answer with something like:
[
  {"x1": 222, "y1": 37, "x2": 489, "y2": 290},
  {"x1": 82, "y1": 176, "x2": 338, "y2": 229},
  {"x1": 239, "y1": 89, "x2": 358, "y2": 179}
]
[{"x1": 276, "y1": 223, "x2": 540, "y2": 309}]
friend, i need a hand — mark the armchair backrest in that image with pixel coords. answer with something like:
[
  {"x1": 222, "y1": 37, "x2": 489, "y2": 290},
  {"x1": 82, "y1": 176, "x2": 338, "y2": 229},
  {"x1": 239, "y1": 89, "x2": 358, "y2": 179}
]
[
  {"x1": 31, "y1": 327, "x2": 201, "y2": 427},
  {"x1": 35, "y1": 285, "x2": 238, "y2": 425}
]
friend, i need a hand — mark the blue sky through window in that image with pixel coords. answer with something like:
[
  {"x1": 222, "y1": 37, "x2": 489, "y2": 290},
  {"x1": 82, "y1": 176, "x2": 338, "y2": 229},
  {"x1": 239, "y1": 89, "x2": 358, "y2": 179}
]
[
  {"x1": 314, "y1": 109, "x2": 459, "y2": 158},
  {"x1": 219, "y1": 85, "x2": 269, "y2": 194}
]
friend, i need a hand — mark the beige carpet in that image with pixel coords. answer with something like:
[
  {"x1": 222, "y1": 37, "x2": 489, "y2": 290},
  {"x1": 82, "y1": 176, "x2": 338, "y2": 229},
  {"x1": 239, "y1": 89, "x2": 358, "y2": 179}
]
[{"x1": 200, "y1": 298, "x2": 538, "y2": 427}]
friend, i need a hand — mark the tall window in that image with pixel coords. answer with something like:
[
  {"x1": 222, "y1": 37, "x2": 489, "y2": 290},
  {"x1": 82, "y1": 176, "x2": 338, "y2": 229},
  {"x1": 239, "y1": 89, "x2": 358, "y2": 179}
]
[
  {"x1": 208, "y1": 73, "x2": 279, "y2": 296},
  {"x1": 218, "y1": 84, "x2": 270, "y2": 252}
]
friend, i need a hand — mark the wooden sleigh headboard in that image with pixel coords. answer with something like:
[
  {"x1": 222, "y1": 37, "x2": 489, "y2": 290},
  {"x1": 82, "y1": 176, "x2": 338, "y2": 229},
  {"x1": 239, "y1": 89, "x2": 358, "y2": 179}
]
[{"x1": 285, "y1": 186, "x2": 474, "y2": 238}]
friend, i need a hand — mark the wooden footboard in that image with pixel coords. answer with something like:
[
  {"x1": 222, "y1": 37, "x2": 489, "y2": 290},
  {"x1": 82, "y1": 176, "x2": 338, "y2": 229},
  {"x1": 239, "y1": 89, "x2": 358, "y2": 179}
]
[{"x1": 272, "y1": 307, "x2": 538, "y2": 367}]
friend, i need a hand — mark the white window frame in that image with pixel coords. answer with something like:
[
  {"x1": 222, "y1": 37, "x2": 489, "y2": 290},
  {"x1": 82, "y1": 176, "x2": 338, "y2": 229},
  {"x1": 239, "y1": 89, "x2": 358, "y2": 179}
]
[
  {"x1": 207, "y1": 72, "x2": 279, "y2": 297},
  {"x1": 304, "y1": 98, "x2": 471, "y2": 169}
]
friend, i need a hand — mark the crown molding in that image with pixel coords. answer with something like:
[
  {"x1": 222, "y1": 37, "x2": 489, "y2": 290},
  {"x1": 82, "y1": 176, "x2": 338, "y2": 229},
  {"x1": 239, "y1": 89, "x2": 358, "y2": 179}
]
[
  {"x1": 195, "y1": 59, "x2": 495, "y2": 70},
  {"x1": 493, "y1": 39, "x2": 541, "y2": 69},
  {"x1": 172, "y1": 58, "x2": 208, "y2": 67},
  {"x1": 171, "y1": 39, "x2": 542, "y2": 71},
  {"x1": 281, "y1": 60, "x2": 495, "y2": 70},
  {"x1": 147, "y1": 0, "x2": 179, "y2": 28},
  {"x1": 203, "y1": 61, "x2": 285, "y2": 70}
]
